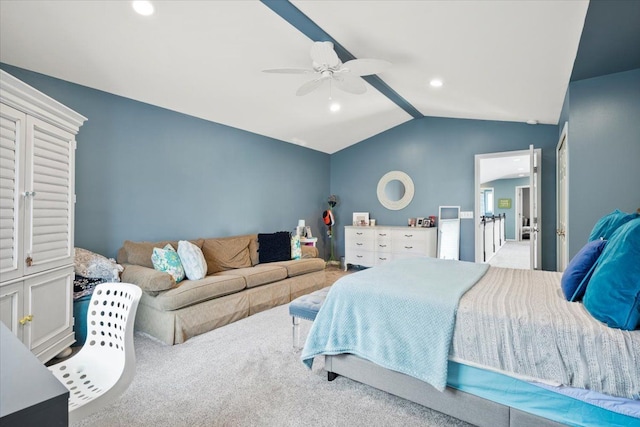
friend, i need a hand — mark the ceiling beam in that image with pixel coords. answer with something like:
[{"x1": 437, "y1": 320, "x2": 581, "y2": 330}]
[{"x1": 261, "y1": 0, "x2": 423, "y2": 119}]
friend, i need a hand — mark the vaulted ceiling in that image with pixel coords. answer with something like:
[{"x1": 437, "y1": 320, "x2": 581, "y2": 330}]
[{"x1": 1, "y1": 1, "x2": 638, "y2": 154}]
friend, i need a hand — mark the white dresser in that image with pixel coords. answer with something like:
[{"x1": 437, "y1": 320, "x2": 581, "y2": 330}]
[
  {"x1": 0, "y1": 70, "x2": 86, "y2": 362},
  {"x1": 344, "y1": 226, "x2": 437, "y2": 270}
]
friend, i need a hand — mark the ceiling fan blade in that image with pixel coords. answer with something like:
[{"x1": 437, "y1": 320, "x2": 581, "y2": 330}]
[
  {"x1": 333, "y1": 74, "x2": 367, "y2": 95},
  {"x1": 342, "y1": 59, "x2": 391, "y2": 76},
  {"x1": 262, "y1": 68, "x2": 314, "y2": 74},
  {"x1": 296, "y1": 78, "x2": 326, "y2": 96},
  {"x1": 310, "y1": 41, "x2": 341, "y2": 68}
]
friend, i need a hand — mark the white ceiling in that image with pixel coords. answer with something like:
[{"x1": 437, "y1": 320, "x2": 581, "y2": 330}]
[
  {"x1": 480, "y1": 155, "x2": 530, "y2": 184},
  {"x1": 0, "y1": 1, "x2": 589, "y2": 154}
]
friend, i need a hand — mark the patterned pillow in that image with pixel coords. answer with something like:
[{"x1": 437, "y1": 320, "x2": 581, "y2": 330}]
[
  {"x1": 74, "y1": 247, "x2": 123, "y2": 282},
  {"x1": 151, "y1": 244, "x2": 185, "y2": 283},
  {"x1": 177, "y1": 240, "x2": 207, "y2": 280},
  {"x1": 291, "y1": 235, "x2": 302, "y2": 260}
]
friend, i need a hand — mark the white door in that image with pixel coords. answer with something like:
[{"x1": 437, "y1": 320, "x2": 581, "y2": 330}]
[
  {"x1": 0, "y1": 103, "x2": 26, "y2": 283},
  {"x1": 529, "y1": 145, "x2": 542, "y2": 270},
  {"x1": 556, "y1": 123, "x2": 569, "y2": 271},
  {"x1": 23, "y1": 116, "x2": 76, "y2": 276}
]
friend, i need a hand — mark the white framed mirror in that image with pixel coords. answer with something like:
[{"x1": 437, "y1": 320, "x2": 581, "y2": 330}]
[{"x1": 377, "y1": 171, "x2": 415, "y2": 210}]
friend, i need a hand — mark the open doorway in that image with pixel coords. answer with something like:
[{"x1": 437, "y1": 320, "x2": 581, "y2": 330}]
[{"x1": 474, "y1": 147, "x2": 541, "y2": 269}]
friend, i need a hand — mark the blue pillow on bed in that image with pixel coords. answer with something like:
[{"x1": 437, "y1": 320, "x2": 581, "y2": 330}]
[
  {"x1": 583, "y1": 218, "x2": 640, "y2": 330},
  {"x1": 561, "y1": 239, "x2": 607, "y2": 301},
  {"x1": 588, "y1": 209, "x2": 639, "y2": 242}
]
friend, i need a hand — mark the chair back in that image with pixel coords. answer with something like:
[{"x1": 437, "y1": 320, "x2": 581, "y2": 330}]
[
  {"x1": 83, "y1": 282, "x2": 142, "y2": 379},
  {"x1": 48, "y1": 282, "x2": 142, "y2": 422}
]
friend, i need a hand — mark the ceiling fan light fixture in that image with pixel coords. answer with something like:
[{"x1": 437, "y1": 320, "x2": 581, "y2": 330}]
[{"x1": 132, "y1": 1, "x2": 154, "y2": 16}]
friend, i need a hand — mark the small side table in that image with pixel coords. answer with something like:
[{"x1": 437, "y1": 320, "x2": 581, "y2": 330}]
[{"x1": 300, "y1": 237, "x2": 318, "y2": 247}]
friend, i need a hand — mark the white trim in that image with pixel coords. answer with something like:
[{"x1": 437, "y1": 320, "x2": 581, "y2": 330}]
[
  {"x1": 556, "y1": 122, "x2": 569, "y2": 271},
  {"x1": 1, "y1": 70, "x2": 87, "y2": 134}
]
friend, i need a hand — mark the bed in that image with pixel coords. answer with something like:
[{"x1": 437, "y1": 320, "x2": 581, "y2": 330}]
[{"x1": 301, "y1": 255, "x2": 640, "y2": 427}]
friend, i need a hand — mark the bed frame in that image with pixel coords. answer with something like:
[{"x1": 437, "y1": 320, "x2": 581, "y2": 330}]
[{"x1": 325, "y1": 354, "x2": 564, "y2": 427}]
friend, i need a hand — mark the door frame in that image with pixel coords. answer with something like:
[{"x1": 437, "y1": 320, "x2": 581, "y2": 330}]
[
  {"x1": 556, "y1": 122, "x2": 569, "y2": 271},
  {"x1": 515, "y1": 185, "x2": 530, "y2": 241},
  {"x1": 474, "y1": 149, "x2": 542, "y2": 267}
]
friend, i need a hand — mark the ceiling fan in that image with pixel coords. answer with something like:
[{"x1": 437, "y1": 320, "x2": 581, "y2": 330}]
[{"x1": 263, "y1": 41, "x2": 391, "y2": 96}]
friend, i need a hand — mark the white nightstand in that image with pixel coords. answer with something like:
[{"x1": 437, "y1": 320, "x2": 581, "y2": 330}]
[{"x1": 300, "y1": 237, "x2": 318, "y2": 247}]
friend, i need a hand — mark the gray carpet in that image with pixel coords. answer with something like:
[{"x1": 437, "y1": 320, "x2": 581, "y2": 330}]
[{"x1": 74, "y1": 299, "x2": 473, "y2": 426}]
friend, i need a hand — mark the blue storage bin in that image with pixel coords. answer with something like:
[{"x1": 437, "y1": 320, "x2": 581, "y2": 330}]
[{"x1": 73, "y1": 294, "x2": 92, "y2": 346}]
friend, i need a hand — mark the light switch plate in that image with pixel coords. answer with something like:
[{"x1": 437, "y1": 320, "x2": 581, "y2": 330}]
[{"x1": 460, "y1": 211, "x2": 474, "y2": 219}]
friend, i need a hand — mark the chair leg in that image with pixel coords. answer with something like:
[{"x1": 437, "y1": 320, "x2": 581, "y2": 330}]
[{"x1": 292, "y1": 316, "x2": 300, "y2": 350}]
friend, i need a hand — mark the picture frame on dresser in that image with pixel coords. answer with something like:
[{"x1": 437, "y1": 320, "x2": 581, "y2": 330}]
[{"x1": 352, "y1": 212, "x2": 370, "y2": 226}]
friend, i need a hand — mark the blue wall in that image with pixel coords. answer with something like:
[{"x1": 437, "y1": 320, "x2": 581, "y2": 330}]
[
  {"x1": 330, "y1": 117, "x2": 559, "y2": 270},
  {"x1": 1, "y1": 65, "x2": 330, "y2": 258},
  {"x1": 483, "y1": 177, "x2": 529, "y2": 240},
  {"x1": 565, "y1": 68, "x2": 640, "y2": 257}
]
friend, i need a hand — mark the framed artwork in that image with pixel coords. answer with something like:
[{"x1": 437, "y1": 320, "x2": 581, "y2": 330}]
[
  {"x1": 417, "y1": 217, "x2": 424, "y2": 226},
  {"x1": 353, "y1": 212, "x2": 370, "y2": 226},
  {"x1": 498, "y1": 198, "x2": 512, "y2": 209}
]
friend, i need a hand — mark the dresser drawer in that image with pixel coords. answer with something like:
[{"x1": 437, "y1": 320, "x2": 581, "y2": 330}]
[
  {"x1": 391, "y1": 229, "x2": 428, "y2": 244},
  {"x1": 374, "y1": 250, "x2": 392, "y2": 265},
  {"x1": 346, "y1": 249, "x2": 375, "y2": 267},
  {"x1": 345, "y1": 227, "x2": 375, "y2": 247}
]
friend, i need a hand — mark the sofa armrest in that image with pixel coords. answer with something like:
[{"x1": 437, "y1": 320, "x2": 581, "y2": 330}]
[
  {"x1": 121, "y1": 264, "x2": 176, "y2": 293},
  {"x1": 301, "y1": 245, "x2": 318, "y2": 258}
]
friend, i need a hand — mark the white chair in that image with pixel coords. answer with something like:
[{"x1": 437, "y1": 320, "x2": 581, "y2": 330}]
[{"x1": 48, "y1": 282, "x2": 142, "y2": 423}]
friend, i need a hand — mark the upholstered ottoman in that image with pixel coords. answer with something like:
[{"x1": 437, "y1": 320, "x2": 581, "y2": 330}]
[{"x1": 289, "y1": 286, "x2": 330, "y2": 348}]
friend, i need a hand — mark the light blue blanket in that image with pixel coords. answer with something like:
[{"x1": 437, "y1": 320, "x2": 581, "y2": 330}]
[{"x1": 301, "y1": 257, "x2": 489, "y2": 391}]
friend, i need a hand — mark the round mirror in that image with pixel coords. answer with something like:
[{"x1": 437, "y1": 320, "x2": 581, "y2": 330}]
[{"x1": 377, "y1": 171, "x2": 414, "y2": 210}]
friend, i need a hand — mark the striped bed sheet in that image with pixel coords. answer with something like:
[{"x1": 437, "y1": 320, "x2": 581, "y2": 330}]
[{"x1": 451, "y1": 266, "x2": 640, "y2": 400}]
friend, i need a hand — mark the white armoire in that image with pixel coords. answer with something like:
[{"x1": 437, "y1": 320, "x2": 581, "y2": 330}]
[{"x1": 0, "y1": 70, "x2": 86, "y2": 362}]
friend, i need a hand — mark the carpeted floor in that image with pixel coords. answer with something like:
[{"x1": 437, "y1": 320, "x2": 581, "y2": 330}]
[
  {"x1": 73, "y1": 265, "x2": 472, "y2": 427},
  {"x1": 487, "y1": 240, "x2": 530, "y2": 269}
]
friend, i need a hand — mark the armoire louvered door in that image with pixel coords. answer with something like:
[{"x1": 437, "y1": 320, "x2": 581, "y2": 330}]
[
  {"x1": 23, "y1": 116, "x2": 75, "y2": 276},
  {"x1": 0, "y1": 103, "x2": 25, "y2": 283}
]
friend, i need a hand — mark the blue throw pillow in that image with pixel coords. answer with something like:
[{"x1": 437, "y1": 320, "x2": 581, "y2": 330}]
[
  {"x1": 561, "y1": 239, "x2": 607, "y2": 301},
  {"x1": 583, "y1": 218, "x2": 640, "y2": 330},
  {"x1": 588, "y1": 209, "x2": 639, "y2": 241}
]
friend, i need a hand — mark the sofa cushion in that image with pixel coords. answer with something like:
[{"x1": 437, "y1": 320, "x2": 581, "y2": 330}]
[
  {"x1": 121, "y1": 264, "x2": 176, "y2": 293},
  {"x1": 271, "y1": 258, "x2": 325, "y2": 277},
  {"x1": 216, "y1": 265, "x2": 288, "y2": 289},
  {"x1": 202, "y1": 235, "x2": 253, "y2": 274},
  {"x1": 145, "y1": 274, "x2": 247, "y2": 311}
]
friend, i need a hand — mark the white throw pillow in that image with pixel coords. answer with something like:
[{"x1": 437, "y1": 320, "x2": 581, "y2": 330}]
[{"x1": 177, "y1": 240, "x2": 207, "y2": 280}]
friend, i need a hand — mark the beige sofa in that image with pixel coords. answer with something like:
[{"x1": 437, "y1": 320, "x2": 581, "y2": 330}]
[{"x1": 116, "y1": 234, "x2": 325, "y2": 345}]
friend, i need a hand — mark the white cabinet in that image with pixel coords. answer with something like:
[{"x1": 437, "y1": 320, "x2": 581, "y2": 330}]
[
  {"x1": 0, "y1": 70, "x2": 86, "y2": 362},
  {"x1": 344, "y1": 226, "x2": 437, "y2": 269}
]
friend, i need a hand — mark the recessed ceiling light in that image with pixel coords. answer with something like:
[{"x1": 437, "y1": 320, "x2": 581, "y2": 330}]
[
  {"x1": 429, "y1": 79, "x2": 443, "y2": 88},
  {"x1": 526, "y1": 119, "x2": 538, "y2": 125},
  {"x1": 518, "y1": 174, "x2": 525, "y2": 177},
  {"x1": 329, "y1": 102, "x2": 341, "y2": 113},
  {"x1": 132, "y1": 1, "x2": 154, "y2": 16}
]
